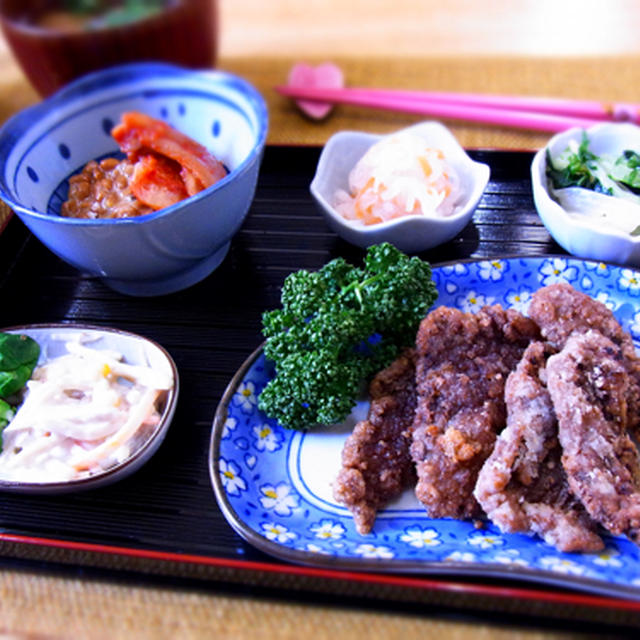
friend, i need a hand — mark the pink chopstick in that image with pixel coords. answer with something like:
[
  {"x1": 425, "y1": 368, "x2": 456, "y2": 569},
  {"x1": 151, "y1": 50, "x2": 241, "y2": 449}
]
[
  {"x1": 299, "y1": 87, "x2": 640, "y2": 120},
  {"x1": 276, "y1": 85, "x2": 638, "y2": 132}
]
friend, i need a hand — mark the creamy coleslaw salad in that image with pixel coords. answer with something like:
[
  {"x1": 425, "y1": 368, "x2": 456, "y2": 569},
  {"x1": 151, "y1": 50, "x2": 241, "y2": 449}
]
[{"x1": 0, "y1": 334, "x2": 173, "y2": 482}]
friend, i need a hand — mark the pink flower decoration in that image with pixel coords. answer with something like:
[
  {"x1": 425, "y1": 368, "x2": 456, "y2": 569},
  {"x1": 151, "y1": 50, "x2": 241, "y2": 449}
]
[{"x1": 286, "y1": 62, "x2": 345, "y2": 120}]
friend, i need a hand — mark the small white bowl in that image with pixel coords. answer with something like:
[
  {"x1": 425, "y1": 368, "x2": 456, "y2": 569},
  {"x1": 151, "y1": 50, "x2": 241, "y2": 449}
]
[
  {"x1": 0, "y1": 324, "x2": 178, "y2": 494},
  {"x1": 309, "y1": 121, "x2": 490, "y2": 253},
  {"x1": 531, "y1": 122, "x2": 640, "y2": 266}
]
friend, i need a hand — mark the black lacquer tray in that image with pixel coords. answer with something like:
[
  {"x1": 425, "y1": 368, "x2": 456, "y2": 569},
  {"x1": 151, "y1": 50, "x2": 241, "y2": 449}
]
[{"x1": 1, "y1": 146, "x2": 639, "y2": 634}]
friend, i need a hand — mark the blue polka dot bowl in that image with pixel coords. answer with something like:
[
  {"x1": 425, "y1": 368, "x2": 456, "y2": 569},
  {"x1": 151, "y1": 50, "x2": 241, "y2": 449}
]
[{"x1": 0, "y1": 62, "x2": 268, "y2": 296}]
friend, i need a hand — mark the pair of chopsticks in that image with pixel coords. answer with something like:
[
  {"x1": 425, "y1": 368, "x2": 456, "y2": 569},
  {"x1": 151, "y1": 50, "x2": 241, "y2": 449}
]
[{"x1": 276, "y1": 85, "x2": 639, "y2": 132}]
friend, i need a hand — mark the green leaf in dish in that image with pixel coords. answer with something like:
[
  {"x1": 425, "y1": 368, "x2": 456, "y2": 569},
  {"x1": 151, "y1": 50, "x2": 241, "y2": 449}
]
[
  {"x1": 0, "y1": 398, "x2": 14, "y2": 452},
  {"x1": 610, "y1": 150, "x2": 640, "y2": 191},
  {"x1": 546, "y1": 131, "x2": 606, "y2": 192},
  {"x1": 0, "y1": 333, "x2": 40, "y2": 398}
]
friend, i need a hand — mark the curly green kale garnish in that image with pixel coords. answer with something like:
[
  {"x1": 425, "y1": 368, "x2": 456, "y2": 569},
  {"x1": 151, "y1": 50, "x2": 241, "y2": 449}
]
[{"x1": 258, "y1": 243, "x2": 438, "y2": 430}]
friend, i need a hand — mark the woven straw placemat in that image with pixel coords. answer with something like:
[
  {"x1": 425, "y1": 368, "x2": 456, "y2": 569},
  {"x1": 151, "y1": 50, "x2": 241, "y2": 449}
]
[
  {"x1": 220, "y1": 54, "x2": 640, "y2": 151},
  {"x1": 2, "y1": 53, "x2": 640, "y2": 151},
  {"x1": 0, "y1": 54, "x2": 637, "y2": 638},
  {"x1": 0, "y1": 569, "x2": 600, "y2": 640},
  {"x1": 0, "y1": 202, "x2": 10, "y2": 234}
]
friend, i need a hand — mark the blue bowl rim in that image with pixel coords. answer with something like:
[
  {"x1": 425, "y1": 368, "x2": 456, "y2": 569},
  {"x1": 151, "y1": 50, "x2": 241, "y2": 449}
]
[{"x1": 0, "y1": 62, "x2": 269, "y2": 227}]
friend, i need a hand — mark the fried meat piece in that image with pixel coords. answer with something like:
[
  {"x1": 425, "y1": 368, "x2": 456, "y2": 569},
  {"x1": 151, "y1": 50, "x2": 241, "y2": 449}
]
[
  {"x1": 333, "y1": 350, "x2": 417, "y2": 534},
  {"x1": 411, "y1": 305, "x2": 540, "y2": 519},
  {"x1": 546, "y1": 330, "x2": 640, "y2": 543},
  {"x1": 474, "y1": 342, "x2": 604, "y2": 552},
  {"x1": 529, "y1": 282, "x2": 640, "y2": 434},
  {"x1": 413, "y1": 401, "x2": 503, "y2": 519}
]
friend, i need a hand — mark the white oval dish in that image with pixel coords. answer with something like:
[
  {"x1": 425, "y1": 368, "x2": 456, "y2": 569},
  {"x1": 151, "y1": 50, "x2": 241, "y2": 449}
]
[
  {"x1": 309, "y1": 121, "x2": 490, "y2": 253},
  {"x1": 0, "y1": 324, "x2": 178, "y2": 493},
  {"x1": 531, "y1": 122, "x2": 640, "y2": 266}
]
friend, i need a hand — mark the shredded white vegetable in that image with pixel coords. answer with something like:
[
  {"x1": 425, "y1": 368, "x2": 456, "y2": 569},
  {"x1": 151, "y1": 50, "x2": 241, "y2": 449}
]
[
  {"x1": 334, "y1": 133, "x2": 461, "y2": 225},
  {"x1": 0, "y1": 335, "x2": 173, "y2": 483}
]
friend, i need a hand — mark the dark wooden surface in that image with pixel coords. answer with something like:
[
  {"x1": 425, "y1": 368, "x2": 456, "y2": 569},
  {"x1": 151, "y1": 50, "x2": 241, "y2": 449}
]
[{"x1": 0, "y1": 147, "x2": 555, "y2": 556}]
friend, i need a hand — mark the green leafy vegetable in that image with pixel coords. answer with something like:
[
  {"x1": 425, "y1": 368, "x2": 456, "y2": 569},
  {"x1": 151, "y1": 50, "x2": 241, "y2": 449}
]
[
  {"x1": 546, "y1": 131, "x2": 640, "y2": 204},
  {"x1": 62, "y1": 0, "x2": 165, "y2": 28},
  {"x1": 610, "y1": 150, "x2": 640, "y2": 190},
  {"x1": 0, "y1": 399, "x2": 13, "y2": 433},
  {"x1": 0, "y1": 333, "x2": 39, "y2": 453},
  {"x1": 0, "y1": 333, "x2": 40, "y2": 398},
  {"x1": 258, "y1": 243, "x2": 438, "y2": 430},
  {"x1": 63, "y1": 0, "x2": 103, "y2": 13},
  {"x1": 546, "y1": 131, "x2": 605, "y2": 192}
]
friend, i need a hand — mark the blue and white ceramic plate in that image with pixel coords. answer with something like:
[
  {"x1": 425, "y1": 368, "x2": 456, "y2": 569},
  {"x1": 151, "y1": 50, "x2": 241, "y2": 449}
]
[{"x1": 210, "y1": 256, "x2": 640, "y2": 600}]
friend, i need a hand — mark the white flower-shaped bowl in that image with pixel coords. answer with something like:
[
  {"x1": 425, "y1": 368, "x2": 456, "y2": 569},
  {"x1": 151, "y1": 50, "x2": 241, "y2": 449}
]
[
  {"x1": 531, "y1": 122, "x2": 640, "y2": 266},
  {"x1": 309, "y1": 121, "x2": 490, "y2": 253},
  {"x1": 0, "y1": 62, "x2": 268, "y2": 296}
]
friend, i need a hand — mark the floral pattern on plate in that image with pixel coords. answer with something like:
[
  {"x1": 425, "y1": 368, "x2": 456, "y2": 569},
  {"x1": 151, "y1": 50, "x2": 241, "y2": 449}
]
[{"x1": 210, "y1": 256, "x2": 640, "y2": 600}]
